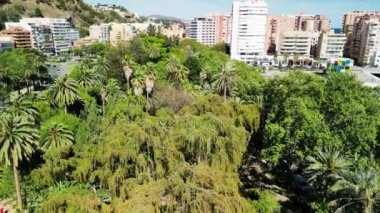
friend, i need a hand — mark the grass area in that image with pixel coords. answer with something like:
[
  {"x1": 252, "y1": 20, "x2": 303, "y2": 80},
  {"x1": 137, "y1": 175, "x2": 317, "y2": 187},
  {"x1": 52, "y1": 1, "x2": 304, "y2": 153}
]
[{"x1": 62, "y1": 61, "x2": 79, "y2": 72}]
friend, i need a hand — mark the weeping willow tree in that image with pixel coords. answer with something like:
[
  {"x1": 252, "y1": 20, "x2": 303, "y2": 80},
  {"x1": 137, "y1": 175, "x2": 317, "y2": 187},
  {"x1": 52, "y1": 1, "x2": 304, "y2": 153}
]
[
  {"x1": 171, "y1": 113, "x2": 248, "y2": 172},
  {"x1": 72, "y1": 113, "x2": 183, "y2": 200},
  {"x1": 31, "y1": 146, "x2": 75, "y2": 187},
  {"x1": 29, "y1": 93, "x2": 263, "y2": 212},
  {"x1": 37, "y1": 185, "x2": 103, "y2": 213},
  {"x1": 109, "y1": 164, "x2": 256, "y2": 213}
]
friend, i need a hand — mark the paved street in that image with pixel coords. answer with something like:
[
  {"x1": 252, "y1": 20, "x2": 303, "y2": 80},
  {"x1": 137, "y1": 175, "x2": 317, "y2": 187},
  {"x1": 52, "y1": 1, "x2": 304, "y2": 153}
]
[
  {"x1": 47, "y1": 63, "x2": 70, "y2": 79},
  {"x1": 353, "y1": 67, "x2": 380, "y2": 88}
]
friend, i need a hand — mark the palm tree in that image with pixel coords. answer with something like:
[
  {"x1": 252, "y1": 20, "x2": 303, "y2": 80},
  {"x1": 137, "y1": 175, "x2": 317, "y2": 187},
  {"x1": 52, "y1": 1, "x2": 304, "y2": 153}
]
[
  {"x1": 0, "y1": 67, "x2": 17, "y2": 92},
  {"x1": 31, "y1": 54, "x2": 47, "y2": 89},
  {"x1": 212, "y1": 61, "x2": 237, "y2": 100},
  {"x1": 148, "y1": 47, "x2": 160, "y2": 60},
  {"x1": 0, "y1": 115, "x2": 39, "y2": 211},
  {"x1": 96, "y1": 56, "x2": 110, "y2": 80},
  {"x1": 123, "y1": 59, "x2": 135, "y2": 91},
  {"x1": 103, "y1": 79, "x2": 124, "y2": 106},
  {"x1": 165, "y1": 56, "x2": 188, "y2": 89},
  {"x1": 184, "y1": 45, "x2": 194, "y2": 58},
  {"x1": 81, "y1": 57, "x2": 93, "y2": 70},
  {"x1": 305, "y1": 147, "x2": 351, "y2": 197},
  {"x1": 165, "y1": 55, "x2": 181, "y2": 74},
  {"x1": 48, "y1": 75, "x2": 79, "y2": 113},
  {"x1": 6, "y1": 96, "x2": 39, "y2": 122},
  {"x1": 144, "y1": 62, "x2": 156, "y2": 96},
  {"x1": 200, "y1": 65, "x2": 212, "y2": 88},
  {"x1": 131, "y1": 69, "x2": 145, "y2": 96},
  {"x1": 41, "y1": 123, "x2": 74, "y2": 150},
  {"x1": 330, "y1": 166, "x2": 380, "y2": 213},
  {"x1": 76, "y1": 68, "x2": 100, "y2": 92},
  {"x1": 21, "y1": 60, "x2": 36, "y2": 93}
]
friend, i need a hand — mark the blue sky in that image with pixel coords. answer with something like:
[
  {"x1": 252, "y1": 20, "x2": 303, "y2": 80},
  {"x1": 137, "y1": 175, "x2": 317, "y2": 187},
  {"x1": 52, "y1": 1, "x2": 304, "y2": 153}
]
[{"x1": 85, "y1": 0, "x2": 380, "y2": 27}]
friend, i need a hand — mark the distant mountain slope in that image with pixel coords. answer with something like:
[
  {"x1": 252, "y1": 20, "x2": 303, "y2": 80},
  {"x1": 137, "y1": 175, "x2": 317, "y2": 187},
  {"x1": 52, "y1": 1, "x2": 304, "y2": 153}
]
[
  {"x1": 148, "y1": 15, "x2": 185, "y2": 22},
  {"x1": 0, "y1": 0, "x2": 136, "y2": 30}
]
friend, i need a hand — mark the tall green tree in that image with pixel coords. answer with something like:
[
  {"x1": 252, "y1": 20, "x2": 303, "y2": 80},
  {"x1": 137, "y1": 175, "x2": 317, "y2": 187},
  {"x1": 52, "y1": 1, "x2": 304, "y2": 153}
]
[
  {"x1": 0, "y1": 115, "x2": 39, "y2": 211},
  {"x1": 21, "y1": 55, "x2": 37, "y2": 93},
  {"x1": 305, "y1": 147, "x2": 351, "y2": 197},
  {"x1": 212, "y1": 61, "x2": 237, "y2": 100},
  {"x1": 123, "y1": 59, "x2": 135, "y2": 91},
  {"x1": 75, "y1": 68, "x2": 100, "y2": 92},
  {"x1": 96, "y1": 55, "x2": 110, "y2": 79},
  {"x1": 6, "y1": 96, "x2": 39, "y2": 122},
  {"x1": 131, "y1": 67, "x2": 145, "y2": 96},
  {"x1": 331, "y1": 165, "x2": 380, "y2": 213},
  {"x1": 40, "y1": 123, "x2": 74, "y2": 150},
  {"x1": 48, "y1": 75, "x2": 79, "y2": 113},
  {"x1": 165, "y1": 56, "x2": 188, "y2": 90},
  {"x1": 148, "y1": 47, "x2": 160, "y2": 60},
  {"x1": 144, "y1": 62, "x2": 156, "y2": 96}
]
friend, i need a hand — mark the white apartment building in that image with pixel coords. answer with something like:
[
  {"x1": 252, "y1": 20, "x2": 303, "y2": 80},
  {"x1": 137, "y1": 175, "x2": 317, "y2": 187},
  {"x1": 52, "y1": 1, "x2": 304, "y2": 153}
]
[
  {"x1": 187, "y1": 17, "x2": 216, "y2": 45},
  {"x1": 359, "y1": 20, "x2": 380, "y2": 66},
  {"x1": 318, "y1": 31, "x2": 347, "y2": 59},
  {"x1": 68, "y1": 29, "x2": 80, "y2": 41},
  {"x1": 278, "y1": 31, "x2": 320, "y2": 57},
  {"x1": 130, "y1": 22, "x2": 161, "y2": 33},
  {"x1": 89, "y1": 23, "x2": 110, "y2": 42},
  {"x1": 370, "y1": 50, "x2": 380, "y2": 67},
  {"x1": 186, "y1": 14, "x2": 231, "y2": 45},
  {"x1": 231, "y1": 0, "x2": 268, "y2": 63},
  {"x1": 6, "y1": 18, "x2": 78, "y2": 54}
]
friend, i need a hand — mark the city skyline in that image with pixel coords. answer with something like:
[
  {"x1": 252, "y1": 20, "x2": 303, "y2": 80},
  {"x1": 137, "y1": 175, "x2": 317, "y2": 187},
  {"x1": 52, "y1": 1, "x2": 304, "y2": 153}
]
[{"x1": 85, "y1": 0, "x2": 380, "y2": 27}]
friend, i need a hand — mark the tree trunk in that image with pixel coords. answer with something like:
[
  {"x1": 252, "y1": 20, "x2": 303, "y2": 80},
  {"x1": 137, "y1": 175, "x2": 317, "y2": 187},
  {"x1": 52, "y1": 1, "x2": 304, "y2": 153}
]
[
  {"x1": 102, "y1": 99, "x2": 105, "y2": 116},
  {"x1": 364, "y1": 200, "x2": 373, "y2": 213},
  {"x1": 13, "y1": 164, "x2": 23, "y2": 212},
  {"x1": 26, "y1": 81, "x2": 30, "y2": 94},
  {"x1": 223, "y1": 87, "x2": 227, "y2": 101},
  {"x1": 126, "y1": 80, "x2": 130, "y2": 92}
]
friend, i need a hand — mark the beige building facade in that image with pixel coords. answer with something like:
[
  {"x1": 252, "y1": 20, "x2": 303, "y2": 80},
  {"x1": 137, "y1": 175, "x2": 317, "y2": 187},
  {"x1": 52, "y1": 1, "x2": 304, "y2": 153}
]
[
  {"x1": 109, "y1": 23, "x2": 134, "y2": 46},
  {"x1": 0, "y1": 27, "x2": 32, "y2": 49},
  {"x1": 317, "y1": 31, "x2": 347, "y2": 59},
  {"x1": 278, "y1": 31, "x2": 320, "y2": 57}
]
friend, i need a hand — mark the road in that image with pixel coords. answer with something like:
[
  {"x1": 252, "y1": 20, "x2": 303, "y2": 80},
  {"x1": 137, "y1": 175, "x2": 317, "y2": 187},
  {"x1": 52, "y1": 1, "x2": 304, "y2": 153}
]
[
  {"x1": 352, "y1": 67, "x2": 380, "y2": 88},
  {"x1": 47, "y1": 63, "x2": 70, "y2": 79}
]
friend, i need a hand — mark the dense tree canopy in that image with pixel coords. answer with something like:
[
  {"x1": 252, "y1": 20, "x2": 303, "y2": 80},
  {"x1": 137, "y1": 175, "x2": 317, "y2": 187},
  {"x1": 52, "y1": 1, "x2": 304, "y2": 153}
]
[{"x1": 1, "y1": 34, "x2": 380, "y2": 213}]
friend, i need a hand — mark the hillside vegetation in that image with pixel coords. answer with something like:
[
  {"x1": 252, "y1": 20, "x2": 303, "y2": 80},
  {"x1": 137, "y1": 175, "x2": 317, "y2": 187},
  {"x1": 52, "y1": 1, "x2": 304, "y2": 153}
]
[{"x1": 0, "y1": 0, "x2": 134, "y2": 30}]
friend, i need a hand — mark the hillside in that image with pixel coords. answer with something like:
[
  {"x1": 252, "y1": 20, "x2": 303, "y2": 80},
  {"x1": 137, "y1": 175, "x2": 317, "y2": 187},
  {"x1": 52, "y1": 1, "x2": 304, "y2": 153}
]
[{"x1": 0, "y1": 0, "x2": 136, "y2": 30}]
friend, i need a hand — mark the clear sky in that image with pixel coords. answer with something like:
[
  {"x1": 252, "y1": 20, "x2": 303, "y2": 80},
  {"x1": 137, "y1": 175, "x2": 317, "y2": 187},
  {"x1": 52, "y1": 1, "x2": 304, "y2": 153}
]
[{"x1": 85, "y1": 0, "x2": 380, "y2": 28}]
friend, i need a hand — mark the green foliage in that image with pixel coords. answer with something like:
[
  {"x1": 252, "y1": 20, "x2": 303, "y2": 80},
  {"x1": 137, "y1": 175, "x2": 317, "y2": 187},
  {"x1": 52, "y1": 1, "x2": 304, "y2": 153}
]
[
  {"x1": 0, "y1": 166, "x2": 15, "y2": 198},
  {"x1": 78, "y1": 27, "x2": 89, "y2": 38},
  {"x1": 0, "y1": 115, "x2": 39, "y2": 167},
  {"x1": 48, "y1": 75, "x2": 79, "y2": 110},
  {"x1": 330, "y1": 163, "x2": 380, "y2": 213},
  {"x1": 179, "y1": 39, "x2": 207, "y2": 52},
  {"x1": 40, "y1": 112, "x2": 81, "y2": 135},
  {"x1": 40, "y1": 123, "x2": 75, "y2": 150},
  {"x1": 250, "y1": 191, "x2": 281, "y2": 213},
  {"x1": 211, "y1": 42, "x2": 228, "y2": 53},
  {"x1": 32, "y1": 7, "x2": 44, "y2": 17},
  {"x1": 37, "y1": 185, "x2": 102, "y2": 212},
  {"x1": 31, "y1": 146, "x2": 74, "y2": 186},
  {"x1": 5, "y1": 33, "x2": 380, "y2": 213},
  {"x1": 34, "y1": 100, "x2": 54, "y2": 122},
  {"x1": 212, "y1": 61, "x2": 238, "y2": 100}
]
